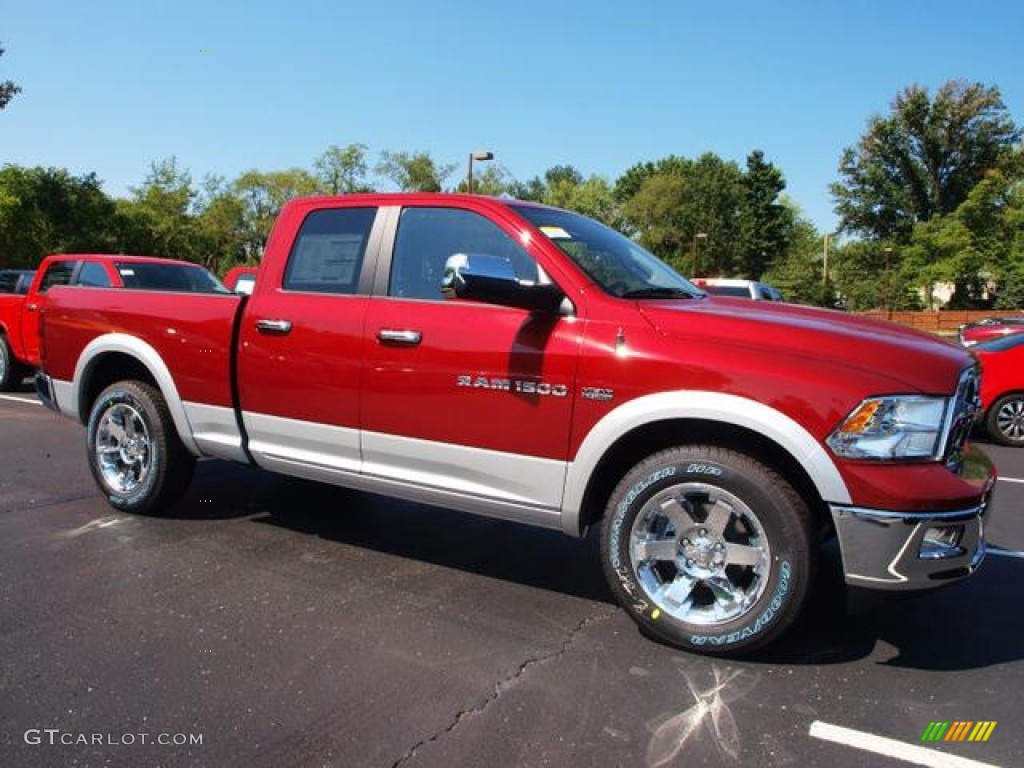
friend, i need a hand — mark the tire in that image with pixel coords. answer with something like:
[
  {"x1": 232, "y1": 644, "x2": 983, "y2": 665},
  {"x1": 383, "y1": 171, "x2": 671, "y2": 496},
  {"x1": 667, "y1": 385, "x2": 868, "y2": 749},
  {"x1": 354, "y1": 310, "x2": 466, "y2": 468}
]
[
  {"x1": 0, "y1": 334, "x2": 28, "y2": 392},
  {"x1": 86, "y1": 381, "x2": 196, "y2": 514},
  {"x1": 985, "y1": 393, "x2": 1024, "y2": 447},
  {"x1": 600, "y1": 445, "x2": 815, "y2": 656}
]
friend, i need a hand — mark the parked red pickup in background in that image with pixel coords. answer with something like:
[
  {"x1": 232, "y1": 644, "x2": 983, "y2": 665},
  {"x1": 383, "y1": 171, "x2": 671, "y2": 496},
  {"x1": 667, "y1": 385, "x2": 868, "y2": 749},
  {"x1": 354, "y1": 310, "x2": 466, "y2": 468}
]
[
  {"x1": 0, "y1": 254, "x2": 226, "y2": 390},
  {"x1": 35, "y1": 194, "x2": 995, "y2": 656}
]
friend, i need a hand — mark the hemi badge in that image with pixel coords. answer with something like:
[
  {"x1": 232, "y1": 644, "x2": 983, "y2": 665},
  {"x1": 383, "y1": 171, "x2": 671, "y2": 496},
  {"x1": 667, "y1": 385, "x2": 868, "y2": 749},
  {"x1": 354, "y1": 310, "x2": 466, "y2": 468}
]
[{"x1": 582, "y1": 387, "x2": 614, "y2": 401}]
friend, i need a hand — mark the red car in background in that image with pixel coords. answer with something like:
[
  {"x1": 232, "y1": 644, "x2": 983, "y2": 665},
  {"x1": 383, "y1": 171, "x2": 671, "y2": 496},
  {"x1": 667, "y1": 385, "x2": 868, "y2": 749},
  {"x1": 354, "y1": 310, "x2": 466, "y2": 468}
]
[
  {"x1": 958, "y1": 316, "x2": 1024, "y2": 346},
  {"x1": 975, "y1": 333, "x2": 1024, "y2": 446},
  {"x1": 223, "y1": 266, "x2": 258, "y2": 294},
  {"x1": 0, "y1": 254, "x2": 227, "y2": 390}
]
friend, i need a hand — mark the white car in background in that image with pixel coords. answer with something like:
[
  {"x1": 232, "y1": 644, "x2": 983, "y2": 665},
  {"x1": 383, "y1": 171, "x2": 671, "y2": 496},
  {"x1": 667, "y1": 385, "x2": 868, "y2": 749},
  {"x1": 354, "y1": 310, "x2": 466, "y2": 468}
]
[{"x1": 692, "y1": 277, "x2": 785, "y2": 301}]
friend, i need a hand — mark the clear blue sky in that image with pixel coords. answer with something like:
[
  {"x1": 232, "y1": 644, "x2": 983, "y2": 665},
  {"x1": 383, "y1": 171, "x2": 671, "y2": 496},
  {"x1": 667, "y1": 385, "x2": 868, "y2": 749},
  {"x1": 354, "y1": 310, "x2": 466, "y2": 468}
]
[{"x1": 3, "y1": 0, "x2": 1022, "y2": 233}]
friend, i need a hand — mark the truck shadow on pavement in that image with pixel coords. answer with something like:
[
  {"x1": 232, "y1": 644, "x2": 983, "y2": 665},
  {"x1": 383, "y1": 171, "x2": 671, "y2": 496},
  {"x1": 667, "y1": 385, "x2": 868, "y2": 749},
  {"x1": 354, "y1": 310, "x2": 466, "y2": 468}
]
[{"x1": 175, "y1": 462, "x2": 1024, "y2": 669}]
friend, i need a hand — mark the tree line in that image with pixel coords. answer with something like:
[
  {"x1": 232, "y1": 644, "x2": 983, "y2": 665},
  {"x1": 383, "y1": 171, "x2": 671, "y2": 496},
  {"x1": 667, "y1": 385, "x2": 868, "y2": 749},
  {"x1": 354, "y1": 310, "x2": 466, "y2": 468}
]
[{"x1": 1, "y1": 76, "x2": 1021, "y2": 310}]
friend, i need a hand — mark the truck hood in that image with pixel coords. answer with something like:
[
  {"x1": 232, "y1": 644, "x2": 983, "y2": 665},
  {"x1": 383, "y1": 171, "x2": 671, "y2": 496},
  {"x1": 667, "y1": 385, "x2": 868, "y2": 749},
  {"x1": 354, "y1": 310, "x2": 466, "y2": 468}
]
[{"x1": 637, "y1": 297, "x2": 972, "y2": 394}]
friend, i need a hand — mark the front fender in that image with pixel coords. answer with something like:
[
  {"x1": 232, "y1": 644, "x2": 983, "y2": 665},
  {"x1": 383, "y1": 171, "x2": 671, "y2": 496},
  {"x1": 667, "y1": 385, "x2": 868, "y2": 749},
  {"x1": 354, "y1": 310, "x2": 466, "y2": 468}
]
[{"x1": 560, "y1": 390, "x2": 851, "y2": 536}]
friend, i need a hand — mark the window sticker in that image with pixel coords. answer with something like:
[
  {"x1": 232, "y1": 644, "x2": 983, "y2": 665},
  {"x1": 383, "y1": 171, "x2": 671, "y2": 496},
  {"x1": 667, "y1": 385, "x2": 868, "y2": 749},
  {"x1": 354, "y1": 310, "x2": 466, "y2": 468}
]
[{"x1": 540, "y1": 226, "x2": 572, "y2": 240}]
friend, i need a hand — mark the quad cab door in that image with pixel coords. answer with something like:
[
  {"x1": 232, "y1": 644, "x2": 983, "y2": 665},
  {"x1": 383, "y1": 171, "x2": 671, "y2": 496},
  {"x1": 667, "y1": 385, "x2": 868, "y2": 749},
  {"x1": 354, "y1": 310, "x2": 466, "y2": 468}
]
[
  {"x1": 361, "y1": 204, "x2": 583, "y2": 517},
  {"x1": 236, "y1": 205, "x2": 384, "y2": 477}
]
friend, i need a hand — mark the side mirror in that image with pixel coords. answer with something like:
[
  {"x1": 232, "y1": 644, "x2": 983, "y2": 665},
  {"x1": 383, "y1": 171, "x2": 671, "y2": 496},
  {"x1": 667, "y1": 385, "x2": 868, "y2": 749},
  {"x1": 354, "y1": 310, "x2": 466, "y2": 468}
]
[{"x1": 442, "y1": 253, "x2": 568, "y2": 314}]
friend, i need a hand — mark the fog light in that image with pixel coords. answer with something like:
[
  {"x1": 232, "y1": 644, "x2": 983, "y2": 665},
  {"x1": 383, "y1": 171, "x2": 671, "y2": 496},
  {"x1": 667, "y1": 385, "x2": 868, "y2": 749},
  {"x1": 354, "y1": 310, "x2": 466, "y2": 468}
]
[{"x1": 920, "y1": 525, "x2": 966, "y2": 560}]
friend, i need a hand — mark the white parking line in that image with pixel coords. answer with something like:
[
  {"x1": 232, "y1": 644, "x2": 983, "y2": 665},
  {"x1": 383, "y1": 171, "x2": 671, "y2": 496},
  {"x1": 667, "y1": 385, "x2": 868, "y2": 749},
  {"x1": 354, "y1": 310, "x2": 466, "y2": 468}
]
[
  {"x1": 810, "y1": 721, "x2": 1001, "y2": 768},
  {"x1": 998, "y1": 477, "x2": 1023, "y2": 485},
  {"x1": 0, "y1": 394, "x2": 39, "y2": 406}
]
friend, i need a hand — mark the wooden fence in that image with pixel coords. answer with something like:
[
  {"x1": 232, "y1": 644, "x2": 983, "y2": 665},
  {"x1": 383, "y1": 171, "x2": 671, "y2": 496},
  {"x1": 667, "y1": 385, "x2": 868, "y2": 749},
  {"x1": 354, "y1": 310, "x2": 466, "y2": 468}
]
[{"x1": 856, "y1": 309, "x2": 1024, "y2": 334}]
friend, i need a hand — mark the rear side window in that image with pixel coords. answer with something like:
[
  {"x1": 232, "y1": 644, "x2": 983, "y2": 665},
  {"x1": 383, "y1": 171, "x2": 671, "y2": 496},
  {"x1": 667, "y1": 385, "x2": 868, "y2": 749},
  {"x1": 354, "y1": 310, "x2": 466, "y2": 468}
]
[
  {"x1": 284, "y1": 207, "x2": 377, "y2": 294},
  {"x1": 75, "y1": 261, "x2": 112, "y2": 288},
  {"x1": 38, "y1": 261, "x2": 79, "y2": 292}
]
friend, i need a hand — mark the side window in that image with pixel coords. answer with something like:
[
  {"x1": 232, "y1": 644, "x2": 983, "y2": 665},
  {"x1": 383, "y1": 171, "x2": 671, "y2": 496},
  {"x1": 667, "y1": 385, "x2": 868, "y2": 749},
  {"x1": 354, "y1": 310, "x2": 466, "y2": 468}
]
[
  {"x1": 75, "y1": 261, "x2": 112, "y2": 288},
  {"x1": 283, "y1": 207, "x2": 377, "y2": 294},
  {"x1": 38, "y1": 261, "x2": 79, "y2": 292},
  {"x1": 390, "y1": 207, "x2": 539, "y2": 301}
]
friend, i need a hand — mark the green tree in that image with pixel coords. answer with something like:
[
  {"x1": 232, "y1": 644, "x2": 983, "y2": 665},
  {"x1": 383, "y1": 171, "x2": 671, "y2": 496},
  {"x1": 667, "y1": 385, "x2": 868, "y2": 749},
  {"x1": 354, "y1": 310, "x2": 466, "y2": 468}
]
[
  {"x1": 620, "y1": 153, "x2": 744, "y2": 276},
  {"x1": 832, "y1": 80, "x2": 1020, "y2": 242},
  {"x1": 545, "y1": 173, "x2": 618, "y2": 226},
  {"x1": 0, "y1": 42, "x2": 20, "y2": 110},
  {"x1": 737, "y1": 150, "x2": 794, "y2": 278},
  {"x1": 313, "y1": 143, "x2": 371, "y2": 194},
  {"x1": 0, "y1": 165, "x2": 117, "y2": 267},
  {"x1": 232, "y1": 168, "x2": 318, "y2": 260},
  {"x1": 375, "y1": 151, "x2": 456, "y2": 192},
  {"x1": 118, "y1": 157, "x2": 201, "y2": 261},
  {"x1": 901, "y1": 147, "x2": 1024, "y2": 308},
  {"x1": 194, "y1": 175, "x2": 247, "y2": 273},
  {"x1": 454, "y1": 164, "x2": 514, "y2": 196},
  {"x1": 760, "y1": 211, "x2": 834, "y2": 306}
]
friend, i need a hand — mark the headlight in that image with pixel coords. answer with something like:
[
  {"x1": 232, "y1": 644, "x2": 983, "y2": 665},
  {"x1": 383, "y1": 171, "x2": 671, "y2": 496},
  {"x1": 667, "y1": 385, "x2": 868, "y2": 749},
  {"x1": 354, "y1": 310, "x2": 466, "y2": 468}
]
[{"x1": 827, "y1": 396, "x2": 949, "y2": 460}]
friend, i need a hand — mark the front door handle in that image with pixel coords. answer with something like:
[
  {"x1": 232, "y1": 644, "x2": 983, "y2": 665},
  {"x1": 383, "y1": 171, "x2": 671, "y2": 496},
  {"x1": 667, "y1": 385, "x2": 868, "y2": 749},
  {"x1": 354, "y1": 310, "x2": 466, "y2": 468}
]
[
  {"x1": 255, "y1": 319, "x2": 292, "y2": 335},
  {"x1": 377, "y1": 329, "x2": 422, "y2": 346},
  {"x1": 26, "y1": 303, "x2": 39, "y2": 312}
]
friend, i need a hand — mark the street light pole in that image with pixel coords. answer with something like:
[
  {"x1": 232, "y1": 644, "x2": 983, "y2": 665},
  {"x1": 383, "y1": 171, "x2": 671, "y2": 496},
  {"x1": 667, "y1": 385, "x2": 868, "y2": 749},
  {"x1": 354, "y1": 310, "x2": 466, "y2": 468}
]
[
  {"x1": 883, "y1": 246, "x2": 893, "y2": 318},
  {"x1": 690, "y1": 232, "x2": 708, "y2": 277},
  {"x1": 467, "y1": 150, "x2": 494, "y2": 194},
  {"x1": 823, "y1": 233, "x2": 835, "y2": 285}
]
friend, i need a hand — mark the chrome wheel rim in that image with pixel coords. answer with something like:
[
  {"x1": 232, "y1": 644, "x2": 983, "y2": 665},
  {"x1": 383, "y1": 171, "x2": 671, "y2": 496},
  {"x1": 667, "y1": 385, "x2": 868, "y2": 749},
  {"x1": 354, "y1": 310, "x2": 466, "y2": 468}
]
[
  {"x1": 95, "y1": 403, "x2": 153, "y2": 494},
  {"x1": 0, "y1": 342, "x2": 7, "y2": 382},
  {"x1": 629, "y1": 482, "x2": 772, "y2": 626},
  {"x1": 996, "y1": 398, "x2": 1024, "y2": 443}
]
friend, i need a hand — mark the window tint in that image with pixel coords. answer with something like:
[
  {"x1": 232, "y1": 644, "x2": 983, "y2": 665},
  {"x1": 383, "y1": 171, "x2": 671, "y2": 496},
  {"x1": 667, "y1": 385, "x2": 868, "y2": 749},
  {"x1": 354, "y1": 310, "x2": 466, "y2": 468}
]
[
  {"x1": 0, "y1": 270, "x2": 34, "y2": 294},
  {"x1": 116, "y1": 262, "x2": 228, "y2": 293},
  {"x1": 38, "y1": 261, "x2": 79, "y2": 292},
  {"x1": 390, "y1": 207, "x2": 538, "y2": 301},
  {"x1": 76, "y1": 261, "x2": 112, "y2": 288},
  {"x1": 706, "y1": 285, "x2": 751, "y2": 298},
  {"x1": 975, "y1": 334, "x2": 1024, "y2": 353},
  {"x1": 284, "y1": 207, "x2": 376, "y2": 294}
]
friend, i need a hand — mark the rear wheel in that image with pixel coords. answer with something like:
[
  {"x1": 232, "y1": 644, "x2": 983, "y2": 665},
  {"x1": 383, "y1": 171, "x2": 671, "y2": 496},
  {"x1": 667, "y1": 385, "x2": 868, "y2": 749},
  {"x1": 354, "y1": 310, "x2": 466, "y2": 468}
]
[
  {"x1": 0, "y1": 334, "x2": 28, "y2": 391},
  {"x1": 86, "y1": 381, "x2": 195, "y2": 513},
  {"x1": 601, "y1": 445, "x2": 815, "y2": 656},
  {"x1": 986, "y1": 394, "x2": 1024, "y2": 447}
]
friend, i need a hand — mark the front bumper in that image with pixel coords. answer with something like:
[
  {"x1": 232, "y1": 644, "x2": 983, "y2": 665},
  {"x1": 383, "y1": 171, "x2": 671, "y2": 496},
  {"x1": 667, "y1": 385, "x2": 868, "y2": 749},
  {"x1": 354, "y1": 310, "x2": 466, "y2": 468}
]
[{"x1": 830, "y1": 446, "x2": 996, "y2": 590}]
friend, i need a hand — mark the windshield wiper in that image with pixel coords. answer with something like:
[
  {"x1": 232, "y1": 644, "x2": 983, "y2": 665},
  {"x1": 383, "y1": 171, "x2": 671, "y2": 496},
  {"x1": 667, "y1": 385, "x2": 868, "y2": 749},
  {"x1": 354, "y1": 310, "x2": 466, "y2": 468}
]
[{"x1": 620, "y1": 287, "x2": 697, "y2": 299}]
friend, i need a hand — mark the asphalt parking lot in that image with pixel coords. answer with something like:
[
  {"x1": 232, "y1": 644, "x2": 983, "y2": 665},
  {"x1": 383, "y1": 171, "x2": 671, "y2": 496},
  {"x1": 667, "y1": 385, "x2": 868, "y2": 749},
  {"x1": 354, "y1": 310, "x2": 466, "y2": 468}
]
[{"x1": 1, "y1": 387, "x2": 1022, "y2": 768}]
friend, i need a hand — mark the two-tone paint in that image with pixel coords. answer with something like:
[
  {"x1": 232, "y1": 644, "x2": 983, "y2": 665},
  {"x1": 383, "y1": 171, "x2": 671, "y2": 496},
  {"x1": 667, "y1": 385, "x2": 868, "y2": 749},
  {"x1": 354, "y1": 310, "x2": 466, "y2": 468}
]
[{"x1": 37, "y1": 194, "x2": 995, "y2": 591}]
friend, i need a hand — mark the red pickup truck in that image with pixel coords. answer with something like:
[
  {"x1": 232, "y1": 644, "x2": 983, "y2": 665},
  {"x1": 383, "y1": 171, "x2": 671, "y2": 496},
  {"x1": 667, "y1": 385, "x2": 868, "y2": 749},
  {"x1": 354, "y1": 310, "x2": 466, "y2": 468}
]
[
  {"x1": 36, "y1": 194, "x2": 995, "y2": 655},
  {"x1": 0, "y1": 254, "x2": 227, "y2": 390}
]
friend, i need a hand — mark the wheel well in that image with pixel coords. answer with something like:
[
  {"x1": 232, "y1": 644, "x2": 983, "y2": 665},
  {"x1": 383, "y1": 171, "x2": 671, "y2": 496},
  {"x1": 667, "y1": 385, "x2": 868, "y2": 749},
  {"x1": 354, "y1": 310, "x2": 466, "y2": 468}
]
[
  {"x1": 79, "y1": 352, "x2": 159, "y2": 422},
  {"x1": 989, "y1": 390, "x2": 1024, "y2": 408},
  {"x1": 577, "y1": 418, "x2": 829, "y2": 535}
]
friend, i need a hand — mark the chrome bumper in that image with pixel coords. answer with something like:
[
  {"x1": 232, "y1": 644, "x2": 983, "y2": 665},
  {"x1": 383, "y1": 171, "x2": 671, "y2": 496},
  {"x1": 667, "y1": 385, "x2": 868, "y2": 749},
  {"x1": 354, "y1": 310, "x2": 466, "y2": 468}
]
[{"x1": 830, "y1": 449, "x2": 995, "y2": 591}]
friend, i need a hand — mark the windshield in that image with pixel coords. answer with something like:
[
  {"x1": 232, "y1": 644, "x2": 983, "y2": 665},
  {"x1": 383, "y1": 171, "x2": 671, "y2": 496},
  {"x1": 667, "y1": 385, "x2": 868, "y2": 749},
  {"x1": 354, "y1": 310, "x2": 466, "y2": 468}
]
[
  {"x1": 974, "y1": 333, "x2": 1024, "y2": 353},
  {"x1": 116, "y1": 262, "x2": 229, "y2": 294},
  {"x1": 510, "y1": 205, "x2": 703, "y2": 299}
]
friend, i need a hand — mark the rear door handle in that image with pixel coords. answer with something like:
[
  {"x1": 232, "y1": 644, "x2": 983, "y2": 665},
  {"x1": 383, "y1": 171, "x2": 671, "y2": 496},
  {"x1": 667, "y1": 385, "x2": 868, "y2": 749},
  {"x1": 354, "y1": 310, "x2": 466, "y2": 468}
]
[
  {"x1": 255, "y1": 319, "x2": 292, "y2": 335},
  {"x1": 377, "y1": 329, "x2": 422, "y2": 345}
]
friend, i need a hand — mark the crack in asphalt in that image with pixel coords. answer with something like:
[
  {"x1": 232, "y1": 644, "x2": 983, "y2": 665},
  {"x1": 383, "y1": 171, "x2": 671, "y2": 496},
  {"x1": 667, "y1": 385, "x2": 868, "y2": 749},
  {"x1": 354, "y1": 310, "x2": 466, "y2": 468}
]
[{"x1": 390, "y1": 608, "x2": 616, "y2": 768}]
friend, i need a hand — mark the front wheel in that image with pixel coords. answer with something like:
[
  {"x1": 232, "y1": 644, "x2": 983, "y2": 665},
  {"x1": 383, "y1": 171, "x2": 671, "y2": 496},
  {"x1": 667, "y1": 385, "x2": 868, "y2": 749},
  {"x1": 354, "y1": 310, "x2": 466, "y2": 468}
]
[
  {"x1": 86, "y1": 381, "x2": 196, "y2": 514},
  {"x1": 601, "y1": 446, "x2": 815, "y2": 656},
  {"x1": 986, "y1": 394, "x2": 1024, "y2": 447}
]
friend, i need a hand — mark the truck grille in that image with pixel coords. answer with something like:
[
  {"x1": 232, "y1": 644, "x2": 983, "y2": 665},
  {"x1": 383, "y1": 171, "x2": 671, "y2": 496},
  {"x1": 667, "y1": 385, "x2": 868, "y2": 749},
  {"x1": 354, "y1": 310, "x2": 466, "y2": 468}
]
[{"x1": 944, "y1": 367, "x2": 981, "y2": 472}]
